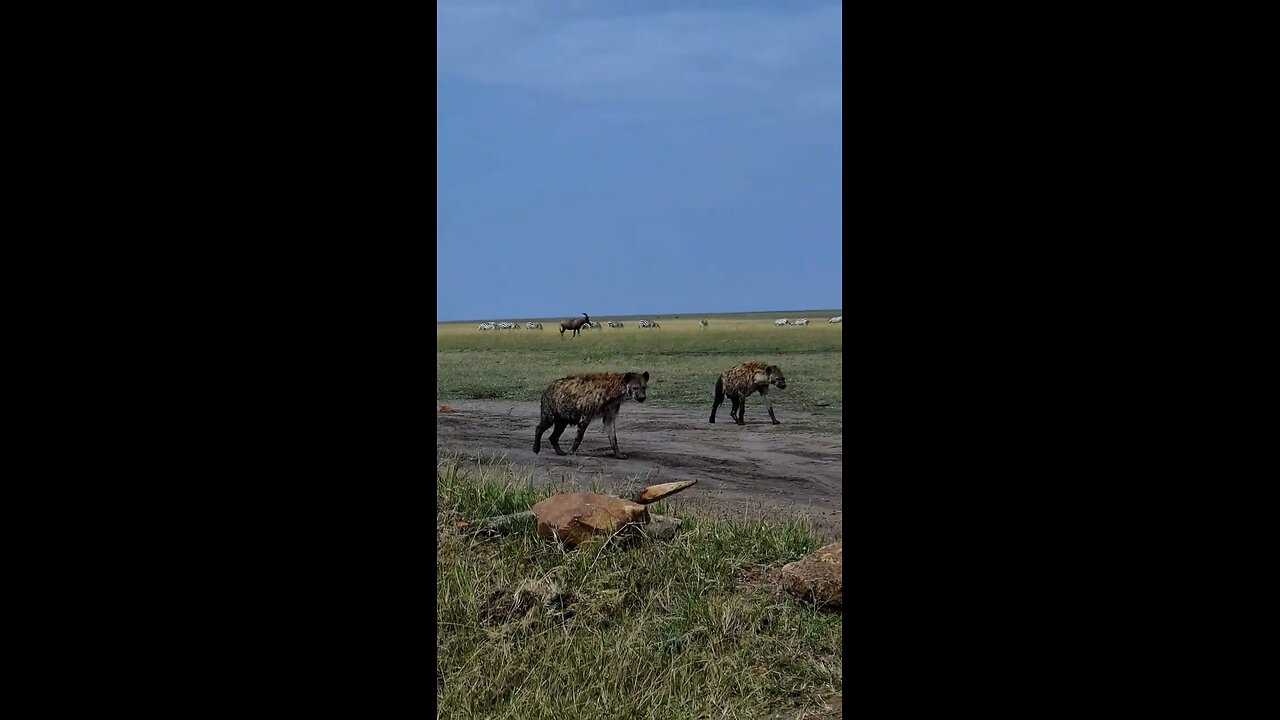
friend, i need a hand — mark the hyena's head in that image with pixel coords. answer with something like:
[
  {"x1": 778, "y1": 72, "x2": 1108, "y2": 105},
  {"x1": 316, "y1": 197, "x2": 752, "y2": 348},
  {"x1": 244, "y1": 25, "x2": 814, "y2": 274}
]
[
  {"x1": 622, "y1": 371, "x2": 650, "y2": 402},
  {"x1": 766, "y1": 365, "x2": 786, "y2": 389}
]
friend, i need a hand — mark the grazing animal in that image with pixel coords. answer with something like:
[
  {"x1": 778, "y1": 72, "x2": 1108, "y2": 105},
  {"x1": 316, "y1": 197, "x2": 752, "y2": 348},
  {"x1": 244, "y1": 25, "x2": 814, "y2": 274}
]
[
  {"x1": 637, "y1": 320, "x2": 660, "y2": 328},
  {"x1": 533, "y1": 371, "x2": 650, "y2": 459},
  {"x1": 794, "y1": 318, "x2": 810, "y2": 326},
  {"x1": 607, "y1": 320, "x2": 624, "y2": 328},
  {"x1": 698, "y1": 319, "x2": 708, "y2": 330},
  {"x1": 828, "y1": 316, "x2": 842, "y2": 324},
  {"x1": 585, "y1": 322, "x2": 602, "y2": 329},
  {"x1": 495, "y1": 322, "x2": 517, "y2": 330},
  {"x1": 774, "y1": 319, "x2": 790, "y2": 326},
  {"x1": 478, "y1": 322, "x2": 495, "y2": 331},
  {"x1": 710, "y1": 362, "x2": 787, "y2": 426},
  {"x1": 527, "y1": 322, "x2": 543, "y2": 330},
  {"x1": 560, "y1": 313, "x2": 591, "y2": 340}
]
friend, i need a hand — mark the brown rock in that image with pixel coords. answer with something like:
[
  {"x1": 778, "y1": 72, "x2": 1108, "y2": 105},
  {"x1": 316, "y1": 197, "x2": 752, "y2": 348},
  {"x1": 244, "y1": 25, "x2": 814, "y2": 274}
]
[
  {"x1": 631, "y1": 479, "x2": 697, "y2": 504},
  {"x1": 531, "y1": 492, "x2": 650, "y2": 548},
  {"x1": 781, "y1": 541, "x2": 842, "y2": 607}
]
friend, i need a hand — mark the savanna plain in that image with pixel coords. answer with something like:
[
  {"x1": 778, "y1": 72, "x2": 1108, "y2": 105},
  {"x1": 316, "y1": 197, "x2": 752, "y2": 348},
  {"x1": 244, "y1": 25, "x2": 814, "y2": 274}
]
[{"x1": 437, "y1": 310, "x2": 843, "y2": 719}]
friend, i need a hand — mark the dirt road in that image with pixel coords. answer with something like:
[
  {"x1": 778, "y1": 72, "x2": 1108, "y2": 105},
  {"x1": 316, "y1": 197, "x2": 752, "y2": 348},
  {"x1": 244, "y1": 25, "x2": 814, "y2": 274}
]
[{"x1": 436, "y1": 400, "x2": 843, "y2": 539}]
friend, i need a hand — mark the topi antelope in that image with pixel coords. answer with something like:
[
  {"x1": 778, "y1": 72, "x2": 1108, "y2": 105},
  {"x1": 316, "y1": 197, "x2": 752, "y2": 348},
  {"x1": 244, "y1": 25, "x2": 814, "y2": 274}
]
[{"x1": 560, "y1": 313, "x2": 591, "y2": 340}]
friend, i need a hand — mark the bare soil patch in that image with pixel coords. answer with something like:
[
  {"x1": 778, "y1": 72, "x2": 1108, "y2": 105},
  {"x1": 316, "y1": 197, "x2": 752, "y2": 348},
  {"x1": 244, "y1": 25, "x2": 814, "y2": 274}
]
[{"x1": 435, "y1": 400, "x2": 842, "y2": 539}]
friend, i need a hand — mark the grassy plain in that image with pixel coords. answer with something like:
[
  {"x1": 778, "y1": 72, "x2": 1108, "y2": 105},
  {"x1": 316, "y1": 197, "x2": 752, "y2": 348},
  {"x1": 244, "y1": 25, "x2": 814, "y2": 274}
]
[
  {"x1": 436, "y1": 451, "x2": 842, "y2": 718},
  {"x1": 436, "y1": 310, "x2": 843, "y2": 413}
]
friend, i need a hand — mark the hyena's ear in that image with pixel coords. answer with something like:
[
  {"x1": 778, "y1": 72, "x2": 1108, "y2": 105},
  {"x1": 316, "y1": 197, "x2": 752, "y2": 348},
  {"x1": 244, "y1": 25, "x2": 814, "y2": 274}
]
[
  {"x1": 642, "y1": 371, "x2": 650, "y2": 382},
  {"x1": 767, "y1": 365, "x2": 780, "y2": 375},
  {"x1": 623, "y1": 372, "x2": 636, "y2": 384}
]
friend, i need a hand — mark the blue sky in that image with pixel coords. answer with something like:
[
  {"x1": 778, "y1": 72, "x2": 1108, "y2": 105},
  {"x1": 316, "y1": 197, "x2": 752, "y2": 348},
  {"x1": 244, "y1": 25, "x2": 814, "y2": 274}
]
[{"x1": 437, "y1": 0, "x2": 842, "y2": 321}]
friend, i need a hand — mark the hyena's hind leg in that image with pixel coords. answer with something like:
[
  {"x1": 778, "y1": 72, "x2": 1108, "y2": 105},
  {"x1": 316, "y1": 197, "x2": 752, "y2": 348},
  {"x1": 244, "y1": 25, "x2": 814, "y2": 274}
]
[
  {"x1": 568, "y1": 418, "x2": 591, "y2": 454},
  {"x1": 548, "y1": 418, "x2": 570, "y2": 455},
  {"x1": 533, "y1": 414, "x2": 554, "y2": 453},
  {"x1": 710, "y1": 377, "x2": 726, "y2": 423},
  {"x1": 732, "y1": 394, "x2": 745, "y2": 425}
]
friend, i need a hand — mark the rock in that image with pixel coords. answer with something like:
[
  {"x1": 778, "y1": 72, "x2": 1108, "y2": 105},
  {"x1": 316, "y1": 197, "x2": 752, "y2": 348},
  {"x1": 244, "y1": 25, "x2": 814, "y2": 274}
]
[
  {"x1": 631, "y1": 480, "x2": 697, "y2": 504},
  {"x1": 531, "y1": 492, "x2": 650, "y2": 549},
  {"x1": 781, "y1": 542, "x2": 842, "y2": 607},
  {"x1": 640, "y1": 514, "x2": 683, "y2": 541}
]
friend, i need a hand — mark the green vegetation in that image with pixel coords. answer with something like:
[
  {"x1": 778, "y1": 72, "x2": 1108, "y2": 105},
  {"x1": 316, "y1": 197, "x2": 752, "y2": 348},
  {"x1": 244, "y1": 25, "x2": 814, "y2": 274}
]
[
  {"x1": 436, "y1": 452, "x2": 843, "y2": 719},
  {"x1": 436, "y1": 313, "x2": 844, "y2": 412}
]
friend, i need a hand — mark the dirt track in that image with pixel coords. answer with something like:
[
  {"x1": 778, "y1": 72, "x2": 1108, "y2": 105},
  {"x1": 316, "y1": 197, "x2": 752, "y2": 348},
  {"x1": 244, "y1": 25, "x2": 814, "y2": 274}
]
[{"x1": 436, "y1": 400, "x2": 843, "y2": 540}]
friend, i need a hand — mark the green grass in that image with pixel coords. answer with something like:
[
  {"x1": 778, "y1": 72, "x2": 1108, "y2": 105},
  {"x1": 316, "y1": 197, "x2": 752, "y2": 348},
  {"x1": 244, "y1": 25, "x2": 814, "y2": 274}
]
[
  {"x1": 436, "y1": 452, "x2": 842, "y2": 719},
  {"x1": 436, "y1": 312, "x2": 843, "y2": 413}
]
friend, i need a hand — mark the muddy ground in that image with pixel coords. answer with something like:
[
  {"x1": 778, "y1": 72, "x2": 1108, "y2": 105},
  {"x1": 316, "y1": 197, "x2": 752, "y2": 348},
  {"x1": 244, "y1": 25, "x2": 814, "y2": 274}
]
[{"x1": 436, "y1": 400, "x2": 843, "y2": 540}]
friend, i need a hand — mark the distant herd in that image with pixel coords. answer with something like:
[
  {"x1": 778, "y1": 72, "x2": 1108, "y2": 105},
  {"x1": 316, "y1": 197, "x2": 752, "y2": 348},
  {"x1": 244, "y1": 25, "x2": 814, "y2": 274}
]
[{"x1": 477, "y1": 313, "x2": 842, "y2": 333}]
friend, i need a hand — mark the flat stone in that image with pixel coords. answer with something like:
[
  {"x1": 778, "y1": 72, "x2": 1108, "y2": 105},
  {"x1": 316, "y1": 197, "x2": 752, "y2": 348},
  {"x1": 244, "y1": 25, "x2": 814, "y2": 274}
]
[
  {"x1": 640, "y1": 514, "x2": 683, "y2": 541},
  {"x1": 531, "y1": 492, "x2": 650, "y2": 549},
  {"x1": 781, "y1": 541, "x2": 842, "y2": 607}
]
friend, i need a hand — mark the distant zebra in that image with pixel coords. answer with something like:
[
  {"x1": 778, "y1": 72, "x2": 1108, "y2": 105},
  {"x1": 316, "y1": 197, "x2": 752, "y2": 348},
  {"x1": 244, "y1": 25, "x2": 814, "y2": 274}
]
[
  {"x1": 526, "y1": 322, "x2": 543, "y2": 330},
  {"x1": 584, "y1": 321, "x2": 602, "y2": 329},
  {"x1": 607, "y1": 320, "x2": 624, "y2": 328},
  {"x1": 698, "y1": 319, "x2": 708, "y2": 330},
  {"x1": 478, "y1": 322, "x2": 496, "y2": 331},
  {"x1": 828, "y1": 316, "x2": 842, "y2": 324},
  {"x1": 637, "y1": 320, "x2": 660, "y2": 329},
  {"x1": 775, "y1": 319, "x2": 791, "y2": 326},
  {"x1": 496, "y1": 322, "x2": 517, "y2": 330},
  {"x1": 794, "y1": 318, "x2": 810, "y2": 326}
]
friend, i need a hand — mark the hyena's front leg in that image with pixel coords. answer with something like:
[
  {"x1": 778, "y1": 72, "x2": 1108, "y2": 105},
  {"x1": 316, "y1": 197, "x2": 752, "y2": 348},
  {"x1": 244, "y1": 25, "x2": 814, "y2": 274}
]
[
  {"x1": 760, "y1": 388, "x2": 780, "y2": 425},
  {"x1": 603, "y1": 411, "x2": 626, "y2": 459},
  {"x1": 549, "y1": 418, "x2": 570, "y2": 455}
]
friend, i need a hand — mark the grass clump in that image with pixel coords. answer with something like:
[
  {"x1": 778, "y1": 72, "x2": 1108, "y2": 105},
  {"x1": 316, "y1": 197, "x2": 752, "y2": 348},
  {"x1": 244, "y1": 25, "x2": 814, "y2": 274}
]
[{"x1": 436, "y1": 452, "x2": 842, "y2": 719}]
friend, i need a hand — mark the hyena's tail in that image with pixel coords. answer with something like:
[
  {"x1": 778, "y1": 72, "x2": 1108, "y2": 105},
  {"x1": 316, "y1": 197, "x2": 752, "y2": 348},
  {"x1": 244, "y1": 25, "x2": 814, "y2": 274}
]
[{"x1": 710, "y1": 376, "x2": 725, "y2": 423}]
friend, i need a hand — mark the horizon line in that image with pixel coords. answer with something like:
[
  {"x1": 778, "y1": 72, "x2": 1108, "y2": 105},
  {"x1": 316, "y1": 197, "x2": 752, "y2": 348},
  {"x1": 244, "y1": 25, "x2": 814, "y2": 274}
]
[{"x1": 436, "y1": 308, "x2": 843, "y2": 324}]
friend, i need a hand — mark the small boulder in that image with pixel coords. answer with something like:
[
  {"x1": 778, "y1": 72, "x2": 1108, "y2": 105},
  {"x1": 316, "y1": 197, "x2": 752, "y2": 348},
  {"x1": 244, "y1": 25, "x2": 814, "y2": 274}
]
[
  {"x1": 531, "y1": 492, "x2": 650, "y2": 549},
  {"x1": 781, "y1": 541, "x2": 842, "y2": 607},
  {"x1": 640, "y1": 514, "x2": 683, "y2": 541}
]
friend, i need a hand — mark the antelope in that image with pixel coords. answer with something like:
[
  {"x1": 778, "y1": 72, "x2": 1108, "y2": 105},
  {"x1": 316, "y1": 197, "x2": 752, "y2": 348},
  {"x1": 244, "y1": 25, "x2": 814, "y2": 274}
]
[
  {"x1": 828, "y1": 316, "x2": 842, "y2": 323},
  {"x1": 698, "y1": 319, "x2": 708, "y2": 330},
  {"x1": 560, "y1": 313, "x2": 591, "y2": 340}
]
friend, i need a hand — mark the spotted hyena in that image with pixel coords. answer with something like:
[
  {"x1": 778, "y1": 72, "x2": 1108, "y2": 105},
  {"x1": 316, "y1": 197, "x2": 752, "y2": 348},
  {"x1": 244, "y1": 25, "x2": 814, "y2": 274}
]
[
  {"x1": 533, "y1": 371, "x2": 650, "y2": 459},
  {"x1": 709, "y1": 361, "x2": 787, "y2": 425}
]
